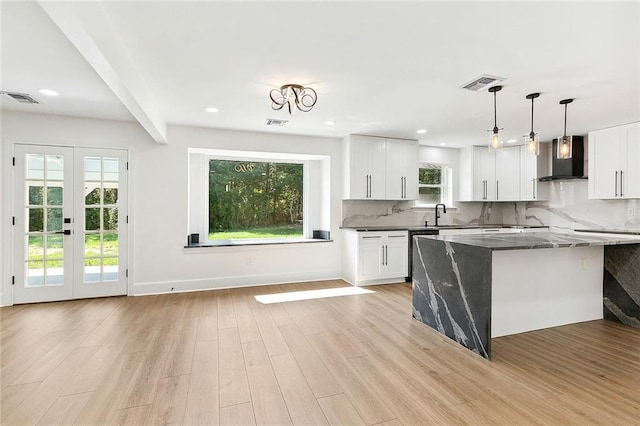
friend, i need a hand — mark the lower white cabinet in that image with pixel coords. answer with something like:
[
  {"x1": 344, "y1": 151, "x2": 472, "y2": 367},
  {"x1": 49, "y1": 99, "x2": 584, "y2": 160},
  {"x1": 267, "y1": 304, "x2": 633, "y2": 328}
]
[{"x1": 342, "y1": 230, "x2": 408, "y2": 285}]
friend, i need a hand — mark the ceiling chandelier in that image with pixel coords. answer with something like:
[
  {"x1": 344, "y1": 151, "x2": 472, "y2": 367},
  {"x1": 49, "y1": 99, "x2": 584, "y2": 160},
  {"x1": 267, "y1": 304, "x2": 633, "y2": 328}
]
[
  {"x1": 270, "y1": 84, "x2": 317, "y2": 115},
  {"x1": 557, "y1": 98, "x2": 574, "y2": 159},
  {"x1": 524, "y1": 92, "x2": 540, "y2": 156},
  {"x1": 487, "y1": 85, "x2": 503, "y2": 152}
]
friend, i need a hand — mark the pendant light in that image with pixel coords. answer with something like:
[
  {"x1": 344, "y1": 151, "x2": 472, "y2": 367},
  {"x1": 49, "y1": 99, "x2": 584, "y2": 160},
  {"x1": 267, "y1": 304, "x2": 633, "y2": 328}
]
[
  {"x1": 524, "y1": 93, "x2": 540, "y2": 155},
  {"x1": 487, "y1": 85, "x2": 503, "y2": 152},
  {"x1": 557, "y1": 98, "x2": 574, "y2": 159}
]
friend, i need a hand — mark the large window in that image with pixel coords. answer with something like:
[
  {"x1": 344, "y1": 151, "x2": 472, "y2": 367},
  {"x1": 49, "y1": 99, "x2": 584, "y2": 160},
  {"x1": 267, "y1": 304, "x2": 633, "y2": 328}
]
[
  {"x1": 416, "y1": 163, "x2": 453, "y2": 207},
  {"x1": 208, "y1": 159, "x2": 304, "y2": 240}
]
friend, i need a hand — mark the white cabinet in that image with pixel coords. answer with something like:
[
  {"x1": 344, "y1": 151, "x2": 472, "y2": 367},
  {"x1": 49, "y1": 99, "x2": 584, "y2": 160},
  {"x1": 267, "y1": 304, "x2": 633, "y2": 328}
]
[
  {"x1": 385, "y1": 139, "x2": 418, "y2": 200},
  {"x1": 342, "y1": 230, "x2": 408, "y2": 285},
  {"x1": 343, "y1": 135, "x2": 386, "y2": 199},
  {"x1": 343, "y1": 135, "x2": 418, "y2": 200},
  {"x1": 589, "y1": 122, "x2": 640, "y2": 199},
  {"x1": 459, "y1": 146, "x2": 521, "y2": 201},
  {"x1": 459, "y1": 145, "x2": 548, "y2": 202},
  {"x1": 494, "y1": 148, "x2": 520, "y2": 201}
]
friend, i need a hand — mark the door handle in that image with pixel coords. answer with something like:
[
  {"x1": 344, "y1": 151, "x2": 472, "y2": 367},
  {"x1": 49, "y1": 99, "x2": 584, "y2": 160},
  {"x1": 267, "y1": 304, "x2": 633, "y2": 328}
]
[
  {"x1": 615, "y1": 171, "x2": 618, "y2": 197},
  {"x1": 53, "y1": 230, "x2": 71, "y2": 235},
  {"x1": 620, "y1": 170, "x2": 624, "y2": 197}
]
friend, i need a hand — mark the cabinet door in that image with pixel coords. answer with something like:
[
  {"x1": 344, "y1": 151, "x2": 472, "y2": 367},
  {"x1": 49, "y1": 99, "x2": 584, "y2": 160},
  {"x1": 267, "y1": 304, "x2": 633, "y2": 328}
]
[
  {"x1": 495, "y1": 147, "x2": 520, "y2": 201},
  {"x1": 358, "y1": 243, "x2": 383, "y2": 280},
  {"x1": 347, "y1": 135, "x2": 386, "y2": 199},
  {"x1": 472, "y1": 147, "x2": 495, "y2": 201},
  {"x1": 386, "y1": 139, "x2": 418, "y2": 200},
  {"x1": 383, "y1": 242, "x2": 408, "y2": 278},
  {"x1": 520, "y1": 146, "x2": 538, "y2": 201},
  {"x1": 589, "y1": 127, "x2": 622, "y2": 199},
  {"x1": 621, "y1": 122, "x2": 640, "y2": 198}
]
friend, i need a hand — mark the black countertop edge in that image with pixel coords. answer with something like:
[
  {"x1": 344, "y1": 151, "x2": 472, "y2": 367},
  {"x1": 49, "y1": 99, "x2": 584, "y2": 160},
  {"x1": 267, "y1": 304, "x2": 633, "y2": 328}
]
[
  {"x1": 184, "y1": 238, "x2": 332, "y2": 248},
  {"x1": 340, "y1": 224, "x2": 549, "y2": 232},
  {"x1": 575, "y1": 229, "x2": 640, "y2": 236}
]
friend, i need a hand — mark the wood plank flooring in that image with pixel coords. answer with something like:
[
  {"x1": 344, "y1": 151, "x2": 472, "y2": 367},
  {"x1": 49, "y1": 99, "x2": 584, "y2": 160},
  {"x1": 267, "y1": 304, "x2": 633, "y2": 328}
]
[{"x1": 2, "y1": 280, "x2": 640, "y2": 425}]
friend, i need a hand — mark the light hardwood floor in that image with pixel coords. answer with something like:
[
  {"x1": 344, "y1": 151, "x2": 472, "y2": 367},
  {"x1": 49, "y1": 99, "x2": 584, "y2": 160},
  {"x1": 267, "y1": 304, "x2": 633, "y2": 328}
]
[{"x1": 2, "y1": 280, "x2": 639, "y2": 425}]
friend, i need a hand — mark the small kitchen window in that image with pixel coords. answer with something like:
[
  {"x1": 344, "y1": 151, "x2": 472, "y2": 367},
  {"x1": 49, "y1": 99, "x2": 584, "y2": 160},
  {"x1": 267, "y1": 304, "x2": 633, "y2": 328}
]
[{"x1": 415, "y1": 163, "x2": 453, "y2": 207}]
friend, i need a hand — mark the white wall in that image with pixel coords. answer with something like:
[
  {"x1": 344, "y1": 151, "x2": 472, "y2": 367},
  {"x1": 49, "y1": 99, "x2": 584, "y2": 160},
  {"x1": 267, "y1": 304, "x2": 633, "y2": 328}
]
[{"x1": 1, "y1": 111, "x2": 343, "y2": 305}]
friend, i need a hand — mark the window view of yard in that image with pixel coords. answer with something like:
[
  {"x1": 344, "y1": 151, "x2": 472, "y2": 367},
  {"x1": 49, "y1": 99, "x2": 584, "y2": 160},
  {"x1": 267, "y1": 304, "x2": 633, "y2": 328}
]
[{"x1": 208, "y1": 159, "x2": 304, "y2": 240}]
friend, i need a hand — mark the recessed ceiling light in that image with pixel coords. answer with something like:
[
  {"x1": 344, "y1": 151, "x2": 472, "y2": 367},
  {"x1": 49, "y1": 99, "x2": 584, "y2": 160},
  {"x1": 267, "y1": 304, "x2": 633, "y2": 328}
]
[
  {"x1": 38, "y1": 89, "x2": 59, "y2": 96},
  {"x1": 507, "y1": 139, "x2": 517, "y2": 143},
  {"x1": 205, "y1": 107, "x2": 219, "y2": 113},
  {"x1": 324, "y1": 120, "x2": 336, "y2": 125},
  {"x1": 440, "y1": 143, "x2": 446, "y2": 146},
  {"x1": 416, "y1": 129, "x2": 427, "y2": 134}
]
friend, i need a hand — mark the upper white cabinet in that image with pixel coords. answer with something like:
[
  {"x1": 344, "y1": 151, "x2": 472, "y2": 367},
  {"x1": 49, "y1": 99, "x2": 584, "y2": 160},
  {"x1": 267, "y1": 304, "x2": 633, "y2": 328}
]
[
  {"x1": 459, "y1": 145, "x2": 546, "y2": 202},
  {"x1": 459, "y1": 146, "x2": 521, "y2": 201},
  {"x1": 343, "y1": 135, "x2": 418, "y2": 200},
  {"x1": 589, "y1": 122, "x2": 640, "y2": 199},
  {"x1": 519, "y1": 145, "x2": 549, "y2": 201}
]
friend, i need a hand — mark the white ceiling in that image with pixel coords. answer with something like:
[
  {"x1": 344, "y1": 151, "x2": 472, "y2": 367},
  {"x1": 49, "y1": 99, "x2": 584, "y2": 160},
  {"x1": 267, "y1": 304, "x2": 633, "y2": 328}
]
[{"x1": 1, "y1": 1, "x2": 639, "y2": 147}]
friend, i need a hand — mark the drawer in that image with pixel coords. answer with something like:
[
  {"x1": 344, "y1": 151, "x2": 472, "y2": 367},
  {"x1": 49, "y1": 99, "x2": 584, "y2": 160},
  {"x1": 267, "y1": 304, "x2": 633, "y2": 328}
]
[
  {"x1": 384, "y1": 232, "x2": 408, "y2": 242},
  {"x1": 358, "y1": 232, "x2": 386, "y2": 243}
]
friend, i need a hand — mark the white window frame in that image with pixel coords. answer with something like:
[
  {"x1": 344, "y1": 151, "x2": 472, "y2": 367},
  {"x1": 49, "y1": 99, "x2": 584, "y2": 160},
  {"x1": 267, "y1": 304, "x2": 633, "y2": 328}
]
[{"x1": 414, "y1": 163, "x2": 454, "y2": 208}]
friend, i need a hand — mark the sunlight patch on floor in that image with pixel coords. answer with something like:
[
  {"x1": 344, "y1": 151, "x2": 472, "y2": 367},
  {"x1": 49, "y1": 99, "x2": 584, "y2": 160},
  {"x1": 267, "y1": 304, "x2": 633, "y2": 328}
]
[{"x1": 254, "y1": 286, "x2": 375, "y2": 304}]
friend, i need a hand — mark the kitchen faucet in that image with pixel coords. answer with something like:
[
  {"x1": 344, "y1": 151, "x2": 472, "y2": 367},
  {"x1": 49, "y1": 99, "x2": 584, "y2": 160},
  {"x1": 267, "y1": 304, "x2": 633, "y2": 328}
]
[{"x1": 435, "y1": 203, "x2": 447, "y2": 226}]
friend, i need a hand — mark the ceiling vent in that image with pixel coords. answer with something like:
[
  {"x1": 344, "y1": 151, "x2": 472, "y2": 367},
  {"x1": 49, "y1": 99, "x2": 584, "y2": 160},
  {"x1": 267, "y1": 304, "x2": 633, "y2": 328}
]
[
  {"x1": 461, "y1": 75, "x2": 506, "y2": 91},
  {"x1": 0, "y1": 91, "x2": 40, "y2": 104},
  {"x1": 265, "y1": 118, "x2": 288, "y2": 127}
]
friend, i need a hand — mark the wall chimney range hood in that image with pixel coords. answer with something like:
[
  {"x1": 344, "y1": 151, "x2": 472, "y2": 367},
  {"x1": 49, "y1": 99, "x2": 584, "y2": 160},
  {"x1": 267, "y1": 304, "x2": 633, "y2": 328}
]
[{"x1": 538, "y1": 136, "x2": 586, "y2": 182}]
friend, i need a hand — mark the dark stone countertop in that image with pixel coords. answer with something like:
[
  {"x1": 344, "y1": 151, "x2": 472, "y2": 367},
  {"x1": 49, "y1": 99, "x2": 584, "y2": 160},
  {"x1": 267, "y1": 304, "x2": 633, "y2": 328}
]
[
  {"x1": 340, "y1": 224, "x2": 549, "y2": 232},
  {"x1": 416, "y1": 231, "x2": 640, "y2": 250}
]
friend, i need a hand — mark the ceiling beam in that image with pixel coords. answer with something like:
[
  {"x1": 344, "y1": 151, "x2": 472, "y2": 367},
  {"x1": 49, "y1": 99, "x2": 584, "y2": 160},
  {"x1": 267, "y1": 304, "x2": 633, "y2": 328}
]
[{"x1": 37, "y1": 1, "x2": 167, "y2": 144}]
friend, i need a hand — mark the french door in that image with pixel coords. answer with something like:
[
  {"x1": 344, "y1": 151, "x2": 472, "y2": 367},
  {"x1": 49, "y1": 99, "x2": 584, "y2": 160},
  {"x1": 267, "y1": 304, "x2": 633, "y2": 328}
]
[{"x1": 13, "y1": 145, "x2": 128, "y2": 304}]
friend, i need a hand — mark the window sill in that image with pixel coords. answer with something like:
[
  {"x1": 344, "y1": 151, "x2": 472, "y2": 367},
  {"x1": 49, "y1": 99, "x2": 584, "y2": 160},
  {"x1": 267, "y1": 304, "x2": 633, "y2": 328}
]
[{"x1": 184, "y1": 237, "x2": 332, "y2": 249}]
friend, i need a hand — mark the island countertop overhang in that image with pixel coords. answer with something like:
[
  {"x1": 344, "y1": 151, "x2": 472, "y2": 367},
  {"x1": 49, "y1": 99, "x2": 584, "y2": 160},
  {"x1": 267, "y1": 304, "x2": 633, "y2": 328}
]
[{"x1": 415, "y1": 231, "x2": 640, "y2": 251}]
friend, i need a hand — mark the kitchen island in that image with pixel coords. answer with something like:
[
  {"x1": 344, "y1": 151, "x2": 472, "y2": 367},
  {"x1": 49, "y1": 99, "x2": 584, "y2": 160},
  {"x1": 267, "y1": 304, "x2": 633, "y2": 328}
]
[{"x1": 412, "y1": 232, "x2": 640, "y2": 359}]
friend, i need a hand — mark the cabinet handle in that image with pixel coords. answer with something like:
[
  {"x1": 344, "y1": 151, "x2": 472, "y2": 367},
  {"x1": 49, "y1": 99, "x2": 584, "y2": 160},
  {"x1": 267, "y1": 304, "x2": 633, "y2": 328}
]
[
  {"x1": 401, "y1": 177, "x2": 404, "y2": 199},
  {"x1": 615, "y1": 171, "x2": 618, "y2": 197},
  {"x1": 385, "y1": 245, "x2": 388, "y2": 266},
  {"x1": 496, "y1": 181, "x2": 499, "y2": 200},
  {"x1": 388, "y1": 235, "x2": 405, "y2": 238},
  {"x1": 532, "y1": 179, "x2": 536, "y2": 199},
  {"x1": 620, "y1": 170, "x2": 624, "y2": 197},
  {"x1": 403, "y1": 176, "x2": 406, "y2": 198},
  {"x1": 369, "y1": 175, "x2": 372, "y2": 198},
  {"x1": 363, "y1": 236, "x2": 382, "y2": 239}
]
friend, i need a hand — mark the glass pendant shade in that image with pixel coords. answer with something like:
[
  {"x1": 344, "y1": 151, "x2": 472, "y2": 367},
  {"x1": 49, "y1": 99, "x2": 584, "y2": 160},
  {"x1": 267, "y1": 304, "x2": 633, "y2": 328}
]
[
  {"x1": 557, "y1": 135, "x2": 573, "y2": 159},
  {"x1": 525, "y1": 133, "x2": 540, "y2": 156},
  {"x1": 489, "y1": 130, "x2": 503, "y2": 152}
]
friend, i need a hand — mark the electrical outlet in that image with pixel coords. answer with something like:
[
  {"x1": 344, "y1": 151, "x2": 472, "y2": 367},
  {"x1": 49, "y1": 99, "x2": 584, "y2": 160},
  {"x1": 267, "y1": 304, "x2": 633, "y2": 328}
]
[
  {"x1": 628, "y1": 207, "x2": 636, "y2": 218},
  {"x1": 387, "y1": 207, "x2": 393, "y2": 215},
  {"x1": 246, "y1": 257, "x2": 252, "y2": 266}
]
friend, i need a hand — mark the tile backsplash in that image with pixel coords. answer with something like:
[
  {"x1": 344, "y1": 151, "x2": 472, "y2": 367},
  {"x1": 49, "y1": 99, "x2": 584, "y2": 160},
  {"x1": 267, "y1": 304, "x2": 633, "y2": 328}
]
[{"x1": 342, "y1": 180, "x2": 640, "y2": 230}]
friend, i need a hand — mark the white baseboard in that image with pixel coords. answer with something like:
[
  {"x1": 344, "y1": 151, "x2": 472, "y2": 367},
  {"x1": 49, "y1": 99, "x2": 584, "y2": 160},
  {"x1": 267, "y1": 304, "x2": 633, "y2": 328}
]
[{"x1": 132, "y1": 269, "x2": 343, "y2": 296}]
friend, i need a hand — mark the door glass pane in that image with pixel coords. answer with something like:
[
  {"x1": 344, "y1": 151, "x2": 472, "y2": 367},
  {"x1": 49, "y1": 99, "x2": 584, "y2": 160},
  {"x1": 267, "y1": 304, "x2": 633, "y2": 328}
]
[
  {"x1": 46, "y1": 155, "x2": 64, "y2": 180},
  {"x1": 45, "y1": 260, "x2": 64, "y2": 286},
  {"x1": 47, "y1": 186, "x2": 63, "y2": 205},
  {"x1": 28, "y1": 208, "x2": 44, "y2": 232},
  {"x1": 104, "y1": 208, "x2": 118, "y2": 231},
  {"x1": 28, "y1": 235, "x2": 43, "y2": 260},
  {"x1": 85, "y1": 157, "x2": 101, "y2": 181},
  {"x1": 46, "y1": 235, "x2": 64, "y2": 259},
  {"x1": 103, "y1": 185, "x2": 118, "y2": 204},
  {"x1": 26, "y1": 261, "x2": 44, "y2": 287},
  {"x1": 26, "y1": 155, "x2": 44, "y2": 179},
  {"x1": 28, "y1": 185, "x2": 44, "y2": 205},
  {"x1": 85, "y1": 208, "x2": 101, "y2": 231},
  {"x1": 84, "y1": 258, "x2": 101, "y2": 283},
  {"x1": 103, "y1": 233, "x2": 118, "y2": 257},
  {"x1": 47, "y1": 208, "x2": 63, "y2": 231},
  {"x1": 103, "y1": 158, "x2": 119, "y2": 181},
  {"x1": 85, "y1": 185, "x2": 101, "y2": 205},
  {"x1": 85, "y1": 234, "x2": 101, "y2": 258},
  {"x1": 103, "y1": 258, "x2": 118, "y2": 281}
]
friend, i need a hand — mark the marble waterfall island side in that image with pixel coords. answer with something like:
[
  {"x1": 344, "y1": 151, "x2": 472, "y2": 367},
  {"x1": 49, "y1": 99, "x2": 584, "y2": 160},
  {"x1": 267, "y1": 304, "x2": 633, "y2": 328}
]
[{"x1": 412, "y1": 232, "x2": 640, "y2": 360}]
